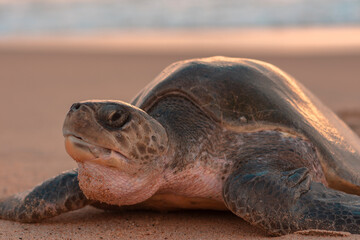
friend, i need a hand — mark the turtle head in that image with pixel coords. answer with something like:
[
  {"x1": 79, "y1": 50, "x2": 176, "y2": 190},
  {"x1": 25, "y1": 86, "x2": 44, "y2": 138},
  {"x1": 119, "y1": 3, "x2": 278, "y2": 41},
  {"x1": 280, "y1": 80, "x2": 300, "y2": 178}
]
[{"x1": 62, "y1": 100, "x2": 168, "y2": 206}]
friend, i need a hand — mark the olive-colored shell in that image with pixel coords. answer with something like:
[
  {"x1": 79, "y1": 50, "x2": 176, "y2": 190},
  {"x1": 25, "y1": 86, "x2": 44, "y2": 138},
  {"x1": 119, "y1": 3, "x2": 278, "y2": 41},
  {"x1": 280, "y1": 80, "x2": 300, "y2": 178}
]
[{"x1": 132, "y1": 56, "x2": 360, "y2": 193}]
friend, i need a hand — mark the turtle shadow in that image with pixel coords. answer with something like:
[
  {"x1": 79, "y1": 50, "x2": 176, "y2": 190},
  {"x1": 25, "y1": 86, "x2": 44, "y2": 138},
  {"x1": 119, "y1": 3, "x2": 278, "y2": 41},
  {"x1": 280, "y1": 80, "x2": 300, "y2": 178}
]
[{"x1": 43, "y1": 206, "x2": 267, "y2": 238}]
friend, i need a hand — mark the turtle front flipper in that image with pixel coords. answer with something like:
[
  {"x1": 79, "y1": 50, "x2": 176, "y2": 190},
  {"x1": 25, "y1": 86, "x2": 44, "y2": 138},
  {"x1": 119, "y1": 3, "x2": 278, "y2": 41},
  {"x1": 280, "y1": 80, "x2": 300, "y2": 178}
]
[
  {"x1": 0, "y1": 169, "x2": 91, "y2": 222},
  {"x1": 223, "y1": 165, "x2": 360, "y2": 236}
]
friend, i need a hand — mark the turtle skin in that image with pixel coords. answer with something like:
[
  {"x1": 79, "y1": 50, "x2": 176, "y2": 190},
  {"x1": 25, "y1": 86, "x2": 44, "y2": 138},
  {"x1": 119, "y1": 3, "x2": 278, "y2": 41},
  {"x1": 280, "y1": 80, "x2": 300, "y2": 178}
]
[
  {"x1": 0, "y1": 170, "x2": 90, "y2": 222},
  {"x1": 223, "y1": 154, "x2": 360, "y2": 236}
]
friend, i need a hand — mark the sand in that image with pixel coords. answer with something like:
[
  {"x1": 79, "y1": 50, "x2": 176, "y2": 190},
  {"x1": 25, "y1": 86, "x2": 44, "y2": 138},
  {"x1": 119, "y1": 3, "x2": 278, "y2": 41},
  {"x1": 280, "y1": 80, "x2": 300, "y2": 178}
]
[{"x1": 1, "y1": 28, "x2": 360, "y2": 239}]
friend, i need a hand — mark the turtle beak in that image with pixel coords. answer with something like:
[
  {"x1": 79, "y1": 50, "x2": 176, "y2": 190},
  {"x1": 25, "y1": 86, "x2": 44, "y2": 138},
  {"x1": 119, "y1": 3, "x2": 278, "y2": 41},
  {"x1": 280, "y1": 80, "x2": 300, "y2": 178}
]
[{"x1": 64, "y1": 135, "x2": 96, "y2": 163}]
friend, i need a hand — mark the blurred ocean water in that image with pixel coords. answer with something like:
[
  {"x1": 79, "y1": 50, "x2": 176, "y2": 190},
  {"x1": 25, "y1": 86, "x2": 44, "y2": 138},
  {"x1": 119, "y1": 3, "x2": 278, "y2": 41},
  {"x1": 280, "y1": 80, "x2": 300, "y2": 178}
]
[{"x1": 0, "y1": 0, "x2": 359, "y2": 35}]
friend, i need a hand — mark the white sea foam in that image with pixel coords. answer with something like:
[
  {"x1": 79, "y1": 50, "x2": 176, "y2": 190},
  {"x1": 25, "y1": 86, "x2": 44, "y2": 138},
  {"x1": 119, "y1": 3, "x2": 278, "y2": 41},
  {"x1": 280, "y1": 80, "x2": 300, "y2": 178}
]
[{"x1": 0, "y1": 0, "x2": 359, "y2": 35}]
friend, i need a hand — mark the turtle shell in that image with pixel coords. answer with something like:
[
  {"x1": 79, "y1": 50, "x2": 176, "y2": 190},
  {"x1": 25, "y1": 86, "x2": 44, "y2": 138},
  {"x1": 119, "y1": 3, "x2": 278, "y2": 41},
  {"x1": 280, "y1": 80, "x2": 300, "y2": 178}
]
[{"x1": 131, "y1": 56, "x2": 360, "y2": 194}]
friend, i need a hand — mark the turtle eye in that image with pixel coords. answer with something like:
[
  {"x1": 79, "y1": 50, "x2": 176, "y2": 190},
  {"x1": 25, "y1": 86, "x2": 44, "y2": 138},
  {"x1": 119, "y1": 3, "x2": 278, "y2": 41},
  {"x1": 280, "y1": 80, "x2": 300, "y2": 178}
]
[
  {"x1": 108, "y1": 110, "x2": 129, "y2": 128},
  {"x1": 110, "y1": 111, "x2": 121, "y2": 122},
  {"x1": 98, "y1": 104, "x2": 130, "y2": 129}
]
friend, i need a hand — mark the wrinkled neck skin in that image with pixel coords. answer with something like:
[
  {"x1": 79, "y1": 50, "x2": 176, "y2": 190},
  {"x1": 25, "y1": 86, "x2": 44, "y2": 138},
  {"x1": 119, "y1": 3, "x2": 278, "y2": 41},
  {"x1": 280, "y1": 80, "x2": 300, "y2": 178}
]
[
  {"x1": 158, "y1": 132, "x2": 231, "y2": 203},
  {"x1": 77, "y1": 160, "x2": 165, "y2": 206},
  {"x1": 147, "y1": 97, "x2": 236, "y2": 203}
]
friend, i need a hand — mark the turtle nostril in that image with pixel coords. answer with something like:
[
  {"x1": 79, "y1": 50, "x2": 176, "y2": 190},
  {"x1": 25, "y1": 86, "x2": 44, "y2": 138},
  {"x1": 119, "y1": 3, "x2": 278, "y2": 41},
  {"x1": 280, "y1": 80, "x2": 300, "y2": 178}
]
[{"x1": 70, "y1": 103, "x2": 81, "y2": 112}]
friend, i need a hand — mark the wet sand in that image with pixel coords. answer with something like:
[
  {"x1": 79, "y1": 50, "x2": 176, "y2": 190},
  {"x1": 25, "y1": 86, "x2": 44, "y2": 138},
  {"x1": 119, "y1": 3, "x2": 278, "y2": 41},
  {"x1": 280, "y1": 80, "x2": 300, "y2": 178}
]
[{"x1": 0, "y1": 28, "x2": 360, "y2": 239}]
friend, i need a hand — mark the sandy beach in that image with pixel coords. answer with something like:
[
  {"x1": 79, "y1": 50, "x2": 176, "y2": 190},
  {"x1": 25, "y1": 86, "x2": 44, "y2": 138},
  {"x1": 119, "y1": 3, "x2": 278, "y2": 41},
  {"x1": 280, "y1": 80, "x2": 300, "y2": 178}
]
[{"x1": 0, "y1": 28, "x2": 360, "y2": 239}]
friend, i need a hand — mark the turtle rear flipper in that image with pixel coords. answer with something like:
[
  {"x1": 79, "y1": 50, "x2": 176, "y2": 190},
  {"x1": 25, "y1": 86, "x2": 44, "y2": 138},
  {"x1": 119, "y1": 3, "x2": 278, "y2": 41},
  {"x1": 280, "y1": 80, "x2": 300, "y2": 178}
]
[
  {"x1": 223, "y1": 165, "x2": 360, "y2": 236},
  {"x1": 0, "y1": 169, "x2": 91, "y2": 222}
]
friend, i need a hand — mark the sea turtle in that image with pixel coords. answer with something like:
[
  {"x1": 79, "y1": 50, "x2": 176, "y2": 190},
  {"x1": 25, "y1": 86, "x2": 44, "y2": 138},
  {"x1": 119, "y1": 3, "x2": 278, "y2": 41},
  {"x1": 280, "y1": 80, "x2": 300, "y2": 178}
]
[{"x1": 1, "y1": 56, "x2": 360, "y2": 236}]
